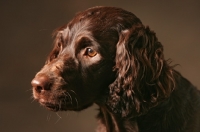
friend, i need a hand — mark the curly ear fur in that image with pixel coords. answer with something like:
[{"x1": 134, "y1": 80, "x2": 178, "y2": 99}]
[{"x1": 107, "y1": 25, "x2": 175, "y2": 117}]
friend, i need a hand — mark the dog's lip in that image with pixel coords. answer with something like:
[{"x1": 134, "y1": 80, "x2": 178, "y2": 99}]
[
  {"x1": 38, "y1": 99, "x2": 81, "y2": 111},
  {"x1": 40, "y1": 101, "x2": 59, "y2": 112}
]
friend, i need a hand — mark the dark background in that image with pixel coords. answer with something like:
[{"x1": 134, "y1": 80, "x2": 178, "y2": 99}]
[{"x1": 0, "y1": 0, "x2": 200, "y2": 132}]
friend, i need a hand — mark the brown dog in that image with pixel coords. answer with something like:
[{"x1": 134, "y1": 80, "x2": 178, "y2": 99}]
[{"x1": 31, "y1": 6, "x2": 200, "y2": 132}]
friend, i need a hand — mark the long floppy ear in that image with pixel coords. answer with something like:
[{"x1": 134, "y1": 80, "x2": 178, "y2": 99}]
[{"x1": 107, "y1": 25, "x2": 175, "y2": 117}]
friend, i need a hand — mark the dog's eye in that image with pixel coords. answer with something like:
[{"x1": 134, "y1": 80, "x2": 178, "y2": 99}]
[{"x1": 85, "y1": 48, "x2": 97, "y2": 57}]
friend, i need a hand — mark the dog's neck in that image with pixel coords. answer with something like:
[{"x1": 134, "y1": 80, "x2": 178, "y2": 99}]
[{"x1": 96, "y1": 106, "x2": 138, "y2": 132}]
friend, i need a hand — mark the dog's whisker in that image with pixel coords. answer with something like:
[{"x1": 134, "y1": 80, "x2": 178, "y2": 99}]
[
  {"x1": 59, "y1": 100, "x2": 62, "y2": 111},
  {"x1": 29, "y1": 95, "x2": 36, "y2": 103},
  {"x1": 26, "y1": 88, "x2": 33, "y2": 92},
  {"x1": 65, "y1": 111, "x2": 69, "y2": 117},
  {"x1": 74, "y1": 97, "x2": 79, "y2": 109},
  {"x1": 70, "y1": 90, "x2": 77, "y2": 95},
  {"x1": 66, "y1": 92, "x2": 73, "y2": 104},
  {"x1": 46, "y1": 113, "x2": 52, "y2": 121},
  {"x1": 69, "y1": 90, "x2": 78, "y2": 107},
  {"x1": 31, "y1": 99, "x2": 35, "y2": 103},
  {"x1": 55, "y1": 112, "x2": 62, "y2": 124}
]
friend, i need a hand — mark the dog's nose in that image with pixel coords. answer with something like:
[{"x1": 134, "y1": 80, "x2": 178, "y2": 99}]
[{"x1": 31, "y1": 75, "x2": 50, "y2": 93}]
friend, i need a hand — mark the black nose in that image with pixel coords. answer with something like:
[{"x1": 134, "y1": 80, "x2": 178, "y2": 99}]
[{"x1": 31, "y1": 75, "x2": 50, "y2": 93}]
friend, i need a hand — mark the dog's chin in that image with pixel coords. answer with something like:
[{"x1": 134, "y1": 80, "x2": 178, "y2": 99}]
[
  {"x1": 38, "y1": 99, "x2": 93, "y2": 112},
  {"x1": 40, "y1": 102, "x2": 60, "y2": 112},
  {"x1": 39, "y1": 100, "x2": 73, "y2": 112}
]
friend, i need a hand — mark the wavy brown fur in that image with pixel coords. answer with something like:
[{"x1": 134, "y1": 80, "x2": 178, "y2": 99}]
[{"x1": 108, "y1": 25, "x2": 175, "y2": 117}]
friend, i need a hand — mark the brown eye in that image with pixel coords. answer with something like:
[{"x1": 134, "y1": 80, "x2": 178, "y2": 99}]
[{"x1": 85, "y1": 48, "x2": 97, "y2": 57}]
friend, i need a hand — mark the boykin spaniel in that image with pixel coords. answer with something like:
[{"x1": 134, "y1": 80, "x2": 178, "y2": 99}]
[{"x1": 31, "y1": 6, "x2": 200, "y2": 132}]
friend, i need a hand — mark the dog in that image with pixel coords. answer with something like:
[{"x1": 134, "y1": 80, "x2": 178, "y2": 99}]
[{"x1": 31, "y1": 6, "x2": 200, "y2": 132}]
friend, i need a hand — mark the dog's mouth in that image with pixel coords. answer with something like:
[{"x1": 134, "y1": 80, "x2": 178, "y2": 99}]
[
  {"x1": 40, "y1": 102, "x2": 60, "y2": 112},
  {"x1": 38, "y1": 99, "x2": 78, "y2": 111}
]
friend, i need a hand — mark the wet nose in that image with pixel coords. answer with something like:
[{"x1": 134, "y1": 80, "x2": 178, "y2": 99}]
[{"x1": 31, "y1": 75, "x2": 50, "y2": 93}]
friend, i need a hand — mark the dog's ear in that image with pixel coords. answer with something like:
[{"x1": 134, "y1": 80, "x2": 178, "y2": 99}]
[{"x1": 107, "y1": 25, "x2": 175, "y2": 117}]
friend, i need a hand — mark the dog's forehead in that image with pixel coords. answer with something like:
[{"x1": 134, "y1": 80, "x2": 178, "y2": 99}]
[
  {"x1": 59, "y1": 20, "x2": 92, "y2": 42},
  {"x1": 57, "y1": 6, "x2": 142, "y2": 41}
]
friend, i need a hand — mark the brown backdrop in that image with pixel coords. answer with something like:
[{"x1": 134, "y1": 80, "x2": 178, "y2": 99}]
[{"x1": 0, "y1": 0, "x2": 200, "y2": 132}]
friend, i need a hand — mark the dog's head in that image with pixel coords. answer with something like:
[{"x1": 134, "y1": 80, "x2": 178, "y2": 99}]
[{"x1": 31, "y1": 6, "x2": 174, "y2": 117}]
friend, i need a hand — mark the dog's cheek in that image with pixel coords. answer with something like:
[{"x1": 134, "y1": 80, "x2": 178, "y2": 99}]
[{"x1": 83, "y1": 61, "x2": 115, "y2": 96}]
